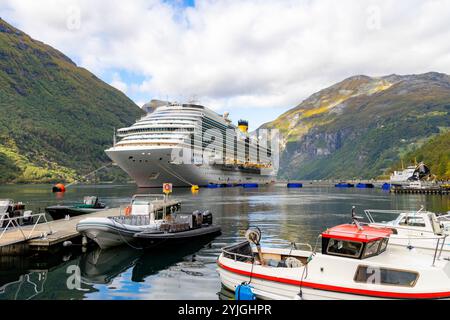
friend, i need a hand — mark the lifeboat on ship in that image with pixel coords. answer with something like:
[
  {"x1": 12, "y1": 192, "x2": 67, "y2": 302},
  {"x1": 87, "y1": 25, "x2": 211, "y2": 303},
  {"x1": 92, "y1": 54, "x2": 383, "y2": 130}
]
[{"x1": 217, "y1": 210, "x2": 450, "y2": 300}]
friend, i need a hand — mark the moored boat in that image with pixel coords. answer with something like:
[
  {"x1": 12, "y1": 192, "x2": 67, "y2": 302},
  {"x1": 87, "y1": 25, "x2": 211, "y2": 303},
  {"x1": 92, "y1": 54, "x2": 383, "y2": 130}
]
[
  {"x1": 45, "y1": 196, "x2": 108, "y2": 220},
  {"x1": 76, "y1": 194, "x2": 179, "y2": 249},
  {"x1": 217, "y1": 212, "x2": 450, "y2": 300},
  {"x1": 134, "y1": 211, "x2": 221, "y2": 247},
  {"x1": 0, "y1": 199, "x2": 33, "y2": 228},
  {"x1": 364, "y1": 208, "x2": 450, "y2": 258}
]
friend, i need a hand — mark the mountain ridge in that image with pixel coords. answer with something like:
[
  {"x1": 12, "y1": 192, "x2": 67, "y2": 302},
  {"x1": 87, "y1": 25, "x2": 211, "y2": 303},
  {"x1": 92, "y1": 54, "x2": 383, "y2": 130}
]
[
  {"x1": 264, "y1": 72, "x2": 450, "y2": 180},
  {"x1": 0, "y1": 18, "x2": 143, "y2": 183}
]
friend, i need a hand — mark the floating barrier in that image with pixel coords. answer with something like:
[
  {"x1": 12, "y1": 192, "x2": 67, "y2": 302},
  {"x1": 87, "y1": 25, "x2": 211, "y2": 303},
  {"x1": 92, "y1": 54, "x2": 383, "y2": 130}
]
[
  {"x1": 225, "y1": 184, "x2": 234, "y2": 188},
  {"x1": 287, "y1": 183, "x2": 303, "y2": 188},
  {"x1": 243, "y1": 183, "x2": 259, "y2": 188},
  {"x1": 206, "y1": 184, "x2": 219, "y2": 189},
  {"x1": 356, "y1": 183, "x2": 375, "y2": 189},
  {"x1": 235, "y1": 284, "x2": 256, "y2": 300},
  {"x1": 335, "y1": 183, "x2": 354, "y2": 188},
  {"x1": 381, "y1": 183, "x2": 391, "y2": 190}
]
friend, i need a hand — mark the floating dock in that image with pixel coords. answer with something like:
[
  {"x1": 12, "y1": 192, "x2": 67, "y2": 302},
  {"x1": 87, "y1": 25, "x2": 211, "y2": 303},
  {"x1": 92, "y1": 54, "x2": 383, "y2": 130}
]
[
  {"x1": 0, "y1": 198, "x2": 180, "y2": 255},
  {"x1": 390, "y1": 186, "x2": 450, "y2": 195}
]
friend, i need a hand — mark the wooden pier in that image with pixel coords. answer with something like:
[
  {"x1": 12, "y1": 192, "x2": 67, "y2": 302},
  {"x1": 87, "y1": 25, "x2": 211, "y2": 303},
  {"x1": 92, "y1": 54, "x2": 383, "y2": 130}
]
[
  {"x1": 0, "y1": 198, "x2": 180, "y2": 255},
  {"x1": 390, "y1": 187, "x2": 450, "y2": 195}
]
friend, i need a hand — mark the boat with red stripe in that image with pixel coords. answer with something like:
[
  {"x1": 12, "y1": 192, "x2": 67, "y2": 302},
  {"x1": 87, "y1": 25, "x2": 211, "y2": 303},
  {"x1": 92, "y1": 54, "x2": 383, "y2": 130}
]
[{"x1": 217, "y1": 207, "x2": 450, "y2": 300}]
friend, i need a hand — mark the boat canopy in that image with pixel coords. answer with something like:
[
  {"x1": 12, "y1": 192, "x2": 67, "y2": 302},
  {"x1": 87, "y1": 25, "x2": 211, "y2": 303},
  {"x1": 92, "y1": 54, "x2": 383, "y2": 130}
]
[
  {"x1": 322, "y1": 224, "x2": 393, "y2": 243},
  {"x1": 321, "y1": 224, "x2": 393, "y2": 259}
]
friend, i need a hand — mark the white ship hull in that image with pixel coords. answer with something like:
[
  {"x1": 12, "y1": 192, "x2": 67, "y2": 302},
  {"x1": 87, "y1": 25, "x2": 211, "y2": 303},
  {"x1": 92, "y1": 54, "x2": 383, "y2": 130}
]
[{"x1": 106, "y1": 146, "x2": 275, "y2": 188}]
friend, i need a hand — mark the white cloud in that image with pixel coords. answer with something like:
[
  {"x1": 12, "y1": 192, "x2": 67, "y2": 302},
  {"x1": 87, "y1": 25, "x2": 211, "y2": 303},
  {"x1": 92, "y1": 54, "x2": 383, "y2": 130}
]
[
  {"x1": 2, "y1": 0, "x2": 450, "y2": 114},
  {"x1": 110, "y1": 72, "x2": 128, "y2": 94}
]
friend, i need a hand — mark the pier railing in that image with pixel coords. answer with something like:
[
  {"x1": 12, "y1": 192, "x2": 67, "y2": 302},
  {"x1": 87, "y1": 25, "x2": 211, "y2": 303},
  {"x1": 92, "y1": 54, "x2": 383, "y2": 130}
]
[{"x1": 0, "y1": 213, "x2": 53, "y2": 244}]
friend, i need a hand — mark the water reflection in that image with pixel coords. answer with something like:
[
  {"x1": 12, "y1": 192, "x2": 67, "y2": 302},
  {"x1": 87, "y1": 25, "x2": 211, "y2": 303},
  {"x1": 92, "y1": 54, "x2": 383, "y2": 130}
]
[
  {"x1": 79, "y1": 237, "x2": 217, "y2": 285},
  {"x1": 0, "y1": 184, "x2": 448, "y2": 299}
]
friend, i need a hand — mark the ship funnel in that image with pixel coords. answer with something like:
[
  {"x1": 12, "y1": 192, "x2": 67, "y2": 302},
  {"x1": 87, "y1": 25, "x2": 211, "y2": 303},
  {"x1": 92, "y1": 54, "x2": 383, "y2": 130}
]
[{"x1": 238, "y1": 120, "x2": 249, "y2": 133}]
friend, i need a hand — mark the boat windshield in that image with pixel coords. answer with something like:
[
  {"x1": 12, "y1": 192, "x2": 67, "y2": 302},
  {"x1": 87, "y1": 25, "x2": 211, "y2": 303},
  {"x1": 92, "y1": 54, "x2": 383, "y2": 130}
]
[{"x1": 326, "y1": 239, "x2": 363, "y2": 258}]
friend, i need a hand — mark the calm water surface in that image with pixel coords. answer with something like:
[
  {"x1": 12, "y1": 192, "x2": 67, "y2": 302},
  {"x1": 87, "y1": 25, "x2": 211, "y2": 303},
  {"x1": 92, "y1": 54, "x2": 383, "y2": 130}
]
[{"x1": 0, "y1": 184, "x2": 448, "y2": 300}]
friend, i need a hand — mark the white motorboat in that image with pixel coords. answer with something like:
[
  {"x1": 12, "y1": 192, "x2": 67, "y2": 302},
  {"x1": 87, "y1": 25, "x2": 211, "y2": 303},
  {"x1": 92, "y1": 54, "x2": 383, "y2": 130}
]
[
  {"x1": 364, "y1": 207, "x2": 449, "y2": 258},
  {"x1": 217, "y1": 213, "x2": 450, "y2": 300},
  {"x1": 76, "y1": 194, "x2": 180, "y2": 249}
]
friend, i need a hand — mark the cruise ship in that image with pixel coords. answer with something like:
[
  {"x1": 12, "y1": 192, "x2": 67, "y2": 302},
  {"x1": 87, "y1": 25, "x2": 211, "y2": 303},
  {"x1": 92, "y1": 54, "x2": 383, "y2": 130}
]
[{"x1": 105, "y1": 101, "x2": 277, "y2": 187}]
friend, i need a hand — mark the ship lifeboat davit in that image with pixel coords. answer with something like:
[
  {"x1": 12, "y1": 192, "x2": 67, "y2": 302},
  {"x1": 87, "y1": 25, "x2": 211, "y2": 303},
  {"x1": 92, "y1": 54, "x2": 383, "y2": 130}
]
[{"x1": 52, "y1": 183, "x2": 66, "y2": 193}]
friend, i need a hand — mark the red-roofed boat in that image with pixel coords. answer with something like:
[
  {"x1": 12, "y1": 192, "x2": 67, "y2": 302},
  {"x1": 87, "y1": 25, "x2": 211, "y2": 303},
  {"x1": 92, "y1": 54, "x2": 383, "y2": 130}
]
[{"x1": 217, "y1": 210, "x2": 450, "y2": 300}]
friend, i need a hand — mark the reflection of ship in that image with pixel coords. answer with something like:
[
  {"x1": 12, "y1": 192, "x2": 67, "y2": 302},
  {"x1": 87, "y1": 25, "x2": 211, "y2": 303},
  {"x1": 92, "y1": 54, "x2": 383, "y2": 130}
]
[
  {"x1": 78, "y1": 237, "x2": 216, "y2": 285},
  {"x1": 106, "y1": 102, "x2": 276, "y2": 187},
  {"x1": 390, "y1": 162, "x2": 430, "y2": 183}
]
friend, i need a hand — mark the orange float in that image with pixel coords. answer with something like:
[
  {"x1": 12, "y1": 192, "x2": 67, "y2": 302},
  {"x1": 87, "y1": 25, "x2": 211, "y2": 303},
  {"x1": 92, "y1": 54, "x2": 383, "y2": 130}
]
[{"x1": 52, "y1": 183, "x2": 66, "y2": 192}]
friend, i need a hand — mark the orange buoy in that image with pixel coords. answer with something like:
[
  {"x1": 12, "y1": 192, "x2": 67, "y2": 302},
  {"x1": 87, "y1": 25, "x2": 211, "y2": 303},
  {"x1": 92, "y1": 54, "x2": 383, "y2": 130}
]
[
  {"x1": 52, "y1": 183, "x2": 66, "y2": 193},
  {"x1": 124, "y1": 206, "x2": 132, "y2": 216}
]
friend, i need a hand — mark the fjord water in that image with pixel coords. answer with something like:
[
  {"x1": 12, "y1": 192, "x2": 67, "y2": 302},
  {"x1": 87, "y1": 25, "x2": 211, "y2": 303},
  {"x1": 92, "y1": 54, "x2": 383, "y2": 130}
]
[{"x1": 0, "y1": 184, "x2": 448, "y2": 300}]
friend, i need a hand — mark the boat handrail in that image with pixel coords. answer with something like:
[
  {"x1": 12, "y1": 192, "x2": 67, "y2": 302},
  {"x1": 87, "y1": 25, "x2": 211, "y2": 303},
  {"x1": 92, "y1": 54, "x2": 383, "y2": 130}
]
[
  {"x1": 0, "y1": 212, "x2": 53, "y2": 242},
  {"x1": 364, "y1": 208, "x2": 429, "y2": 223},
  {"x1": 221, "y1": 242, "x2": 254, "y2": 261}
]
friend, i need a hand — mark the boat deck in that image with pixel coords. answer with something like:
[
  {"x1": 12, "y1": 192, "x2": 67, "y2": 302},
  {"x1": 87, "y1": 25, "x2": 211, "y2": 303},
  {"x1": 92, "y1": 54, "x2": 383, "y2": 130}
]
[{"x1": 0, "y1": 198, "x2": 180, "y2": 254}]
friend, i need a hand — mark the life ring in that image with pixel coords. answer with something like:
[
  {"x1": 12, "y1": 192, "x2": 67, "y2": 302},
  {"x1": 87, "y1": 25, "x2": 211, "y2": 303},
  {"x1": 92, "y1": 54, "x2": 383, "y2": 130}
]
[{"x1": 124, "y1": 206, "x2": 132, "y2": 216}]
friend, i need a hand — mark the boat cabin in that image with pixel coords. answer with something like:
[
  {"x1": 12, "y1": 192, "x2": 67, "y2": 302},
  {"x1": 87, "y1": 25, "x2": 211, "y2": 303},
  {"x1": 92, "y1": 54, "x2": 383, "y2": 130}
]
[
  {"x1": 321, "y1": 224, "x2": 393, "y2": 259},
  {"x1": 388, "y1": 211, "x2": 445, "y2": 235},
  {"x1": 83, "y1": 196, "x2": 100, "y2": 206}
]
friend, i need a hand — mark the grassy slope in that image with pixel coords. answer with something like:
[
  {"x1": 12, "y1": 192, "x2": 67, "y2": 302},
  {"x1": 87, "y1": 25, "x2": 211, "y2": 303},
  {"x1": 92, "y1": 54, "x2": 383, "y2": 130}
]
[
  {"x1": 388, "y1": 131, "x2": 450, "y2": 180},
  {"x1": 0, "y1": 18, "x2": 143, "y2": 183}
]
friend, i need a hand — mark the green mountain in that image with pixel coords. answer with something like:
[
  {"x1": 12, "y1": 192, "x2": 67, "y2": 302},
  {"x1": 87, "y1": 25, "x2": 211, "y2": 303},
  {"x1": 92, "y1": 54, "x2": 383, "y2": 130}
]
[
  {"x1": 263, "y1": 73, "x2": 450, "y2": 180},
  {"x1": 0, "y1": 18, "x2": 143, "y2": 183},
  {"x1": 389, "y1": 131, "x2": 450, "y2": 180}
]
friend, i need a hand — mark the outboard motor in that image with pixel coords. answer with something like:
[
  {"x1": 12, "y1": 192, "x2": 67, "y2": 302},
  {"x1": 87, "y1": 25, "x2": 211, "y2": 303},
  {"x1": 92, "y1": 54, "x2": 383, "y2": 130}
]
[
  {"x1": 192, "y1": 210, "x2": 200, "y2": 228},
  {"x1": 202, "y1": 210, "x2": 213, "y2": 225},
  {"x1": 245, "y1": 228, "x2": 264, "y2": 265}
]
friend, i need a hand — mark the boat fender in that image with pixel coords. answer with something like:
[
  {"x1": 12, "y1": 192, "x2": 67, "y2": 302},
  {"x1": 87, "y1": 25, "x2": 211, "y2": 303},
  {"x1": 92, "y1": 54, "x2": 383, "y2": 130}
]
[
  {"x1": 124, "y1": 206, "x2": 132, "y2": 216},
  {"x1": 235, "y1": 283, "x2": 256, "y2": 301}
]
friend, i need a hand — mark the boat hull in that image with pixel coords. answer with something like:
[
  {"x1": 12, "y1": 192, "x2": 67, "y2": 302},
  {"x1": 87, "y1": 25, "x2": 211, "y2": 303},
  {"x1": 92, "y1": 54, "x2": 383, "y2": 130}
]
[
  {"x1": 134, "y1": 225, "x2": 221, "y2": 248},
  {"x1": 106, "y1": 146, "x2": 275, "y2": 188},
  {"x1": 76, "y1": 217, "x2": 157, "y2": 250}
]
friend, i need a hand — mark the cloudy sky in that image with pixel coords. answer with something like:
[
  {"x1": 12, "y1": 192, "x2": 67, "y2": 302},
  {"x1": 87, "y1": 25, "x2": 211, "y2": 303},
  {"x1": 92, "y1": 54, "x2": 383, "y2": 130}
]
[{"x1": 1, "y1": 0, "x2": 450, "y2": 128}]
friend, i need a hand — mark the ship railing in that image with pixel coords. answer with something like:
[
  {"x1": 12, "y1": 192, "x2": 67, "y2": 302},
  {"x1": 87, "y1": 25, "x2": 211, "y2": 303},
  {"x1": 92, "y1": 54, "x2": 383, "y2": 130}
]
[{"x1": 0, "y1": 213, "x2": 53, "y2": 243}]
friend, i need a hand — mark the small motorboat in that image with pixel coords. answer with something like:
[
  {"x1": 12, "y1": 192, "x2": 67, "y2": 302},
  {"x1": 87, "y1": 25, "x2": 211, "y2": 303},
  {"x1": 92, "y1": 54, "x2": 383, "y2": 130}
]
[
  {"x1": 76, "y1": 194, "x2": 179, "y2": 249},
  {"x1": 364, "y1": 207, "x2": 450, "y2": 258},
  {"x1": 134, "y1": 211, "x2": 221, "y2": 247},
  {"x1": 45, "y1": 196, "x2": 108, "y2": 220},
  {"x1": 0, "y1": 199, "x2": 33, "y2": 228},
  {"x1": 217, "y1": 210, "x2": 450, "y2": 300}
]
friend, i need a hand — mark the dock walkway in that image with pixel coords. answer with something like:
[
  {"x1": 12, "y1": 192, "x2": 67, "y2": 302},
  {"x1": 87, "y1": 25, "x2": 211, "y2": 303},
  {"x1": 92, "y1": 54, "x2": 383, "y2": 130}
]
[{"x1": 0, "y1": 198, "x2": 180, "y2": 254}]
